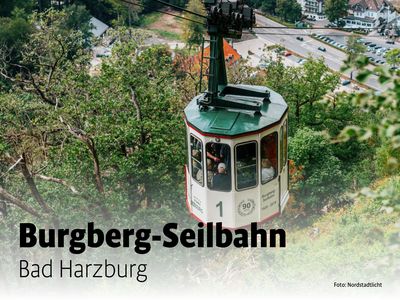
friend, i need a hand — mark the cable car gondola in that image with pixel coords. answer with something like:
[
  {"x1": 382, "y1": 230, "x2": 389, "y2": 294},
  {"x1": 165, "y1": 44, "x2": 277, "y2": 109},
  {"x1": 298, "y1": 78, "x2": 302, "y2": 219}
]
[{"x1": 184, "y1": 0, "x2": 289, "y2": 228}]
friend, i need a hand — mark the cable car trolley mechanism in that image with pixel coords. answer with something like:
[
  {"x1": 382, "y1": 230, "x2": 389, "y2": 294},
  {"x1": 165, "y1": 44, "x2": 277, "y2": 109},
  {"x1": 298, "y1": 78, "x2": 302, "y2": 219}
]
[{"x1": 184, "y1": 0, "x2": 289, "y2": 228}]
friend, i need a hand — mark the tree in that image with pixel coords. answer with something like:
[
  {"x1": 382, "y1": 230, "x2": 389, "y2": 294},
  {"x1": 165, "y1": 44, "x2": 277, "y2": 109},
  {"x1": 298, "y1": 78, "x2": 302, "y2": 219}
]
[
  {"x1": 275, "y1": 0, "x2": 302, "y2": 23},
  {"x1": 264, "y1": 57, "x2": 340, "y2": 127},
  {"x1": 324, "y1": 0, "x2": 348, "y2": 24},
  {"x1": 289, "y1": 127, "x2": 344, "y2": 208},
  {"x1": 346, "y1": 35, "x2": 366, "y2": 79},
  {"x1": 0, "y1": 23, "x2": 187, "y2": 222},
  {"x1": 261, "y1": 0, "x2": 277, "y2": 15},
  {"x1": 0, "y1": 8, "x2": 91, "y2": 106},
  {"x1": 0, "y1": 0, "x2": 34, "y2": 17},
  {"x1": 182, "y1": 0, "x2": 206, "y2": 49},
  {"x1": 63, "y1": 4, "x2": 93, "y2": 40},
  {"x1": 385, "y1": 48, "x2": 400, "y2": 68},
  {"x1": 339, "y1": 61, "x2": 400, "y2": 171}
]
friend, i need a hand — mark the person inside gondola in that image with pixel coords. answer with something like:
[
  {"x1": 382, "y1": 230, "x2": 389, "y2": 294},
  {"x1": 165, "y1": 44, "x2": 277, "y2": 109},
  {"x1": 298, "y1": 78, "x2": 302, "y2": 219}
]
[
  {"x1": 261, "y1": 158, "x2": 275, "y2": 183},
  {"x1": 207, "y1": 143, "x2": 221, "y2": 163},
  {"x1": 261, "y1": 133, "x2": 278, "y2": 177},
  {"x1": 219, "y1": 144, "x2": 230, "y2": 173},
  {"x1": 207, "y1": 159, "x2": 214, "y2": 186},
  {"x1": 212, "y1": 163, "x2": 231, "y2": 191}
]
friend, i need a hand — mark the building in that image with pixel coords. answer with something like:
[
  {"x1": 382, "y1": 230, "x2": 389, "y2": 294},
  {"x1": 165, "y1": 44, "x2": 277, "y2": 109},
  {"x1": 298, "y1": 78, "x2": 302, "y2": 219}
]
[
  {"x1": 298, "y1": 0, "x2": 326, "y2": 20},
  {"x1": 343, "y1": 0, "x2": 384, "y2": 28},
  {"x1": 378, "y1": 1, "x2": 400, "y2": 35},
  {"x1": 343, "y1": 15, "x2": 376, "y2": 28},
  {"x1": 342, "y1": 0, "x2": 400, "y2": 33},
  {"x1": 89, "y1": 17, "x2": 109, "y2": 38}
]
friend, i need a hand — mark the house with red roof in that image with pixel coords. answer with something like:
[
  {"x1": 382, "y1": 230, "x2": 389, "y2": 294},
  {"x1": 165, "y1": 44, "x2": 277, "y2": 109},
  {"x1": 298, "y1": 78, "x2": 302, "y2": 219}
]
[{"x1": 199, "y1": 38, "x2": 241, "y2": 65}]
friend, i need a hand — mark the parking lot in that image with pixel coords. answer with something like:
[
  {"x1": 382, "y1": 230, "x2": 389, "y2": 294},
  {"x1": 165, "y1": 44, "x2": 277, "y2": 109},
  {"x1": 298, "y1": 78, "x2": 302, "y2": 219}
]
[{"x1": 313, "y1": 33, "x2": 398, "y2": 67}]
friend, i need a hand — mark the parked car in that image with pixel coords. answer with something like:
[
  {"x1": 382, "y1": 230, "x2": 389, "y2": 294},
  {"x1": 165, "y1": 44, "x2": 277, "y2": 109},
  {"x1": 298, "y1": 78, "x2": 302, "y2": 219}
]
[
  {"x1": 258, "y1": 62, "x2": 270, "y2": 69},
  {"x1": 296, "y1": 36, "x2": 304, "y2": 41},
  {"x1": 386, "y1": 40, "x2": 395, "y2": 44},
  {"x1": 364, "y1": 41, "x2": 372, "y2": 45},
  {"x1": 284, "y1": 51, "x2": 292, "y2": 56},
  {"x1": 342, "y1": 79, "x2": 351, "y2": 86},
  {"x1": 369, "y1": 43, "x2": 377, "y2": 47},
  {"x1": 298, "y1": 58, "x2": 306, "y2": 64},
  {"x1": 318, "y1": 46, "x2": 326, "y2": 52}
]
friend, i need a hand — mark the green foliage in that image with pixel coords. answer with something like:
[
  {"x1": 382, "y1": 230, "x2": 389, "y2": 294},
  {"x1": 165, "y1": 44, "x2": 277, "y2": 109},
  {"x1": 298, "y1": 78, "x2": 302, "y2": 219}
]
[
  {"x1": 0, "y1": 12, "x2": 188, "y2": 222},
  {"x1": 338, "y1": 67, "x2": 400, "y2": 167},
  {"x1": 0, "y1": 8, "x2": 91, "y2": 104},
  {"x1": 0, "y1": 0, "x2": 35, "y2": 17},
  {"x1": 375, "y1": 143, "x2": 400, "y2": 177},
  {"x1": 289, "y1": 127, "x2": 344, "y2": 208},
  {"x1": 275, "y1": 0, "x2": 302, "y2": 23},
  {"x1": 152, "y1": 29, "x2": 182, "y2": 41},
  {"x1": 139, "y1": 12, "x2": 162, "y2": 27},
  {"x1": 182, "y1": 0, "x2": 206, "y2": 48},
  {"x1": 324, "y1": 0, "x2": 348, "y2": 24},
  {"x1": 75, "y1": 0, "x2": 122, "y2": 23},
  {"x1": 0, "y1": 16, "x2": 32, "y2": 52},
  {"x1": 63, "y1": 4, "x2": 93, "y2": 40},
  {"x1": 0, "y1": 13, "x2": 30, "y2": 89},
  {"x1": 264, "y1": 56, "x2": 340, "y2": 129},
  {"x1": 261, "y1": 0, "x2": 277, "y2": 14},
  {"x1": 346, "y1": 35, "x2": 367, "y2": 65},
  {"x1": 385, "y1": 48, "x2": 400, "y2": 67}
]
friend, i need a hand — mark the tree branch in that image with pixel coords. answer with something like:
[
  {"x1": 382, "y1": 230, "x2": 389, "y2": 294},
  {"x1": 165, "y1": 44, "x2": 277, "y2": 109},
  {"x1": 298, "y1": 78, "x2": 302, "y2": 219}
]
[
  {"x1": 35, "y1": 174, "x2": 79, "y2": 194},
  {"x1": 20, "y1": 153, "x2": 54, "y2": 215},
  {"x1": 59, "y1": 117, "x2": 111, "y2": 220},
  {"x1": 0, "y1": 186, "x2": 41, "y2": 218},
  {"x1": 130, "y1": 87, "x2": 146, "y2": 145}
]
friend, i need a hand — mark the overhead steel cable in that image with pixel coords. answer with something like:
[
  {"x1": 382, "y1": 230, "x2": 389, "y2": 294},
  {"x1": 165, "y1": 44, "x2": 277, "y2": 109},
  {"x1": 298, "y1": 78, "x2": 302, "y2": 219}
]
[
  {"x1": 119, "y1": 0, "x2": 206, "y2": 25},
  {"x1": 250, "y1": 31, "x2": 386, "y2": 37},
  {"x1": 118, "y1": 1, "x2": 394, "y2": 39},
  {"x1": 253, "y1": 26, "x2": 386, "y2": 30},
  {"x1": 153, "y1": 0, "x2": 207, "y2": 19}
]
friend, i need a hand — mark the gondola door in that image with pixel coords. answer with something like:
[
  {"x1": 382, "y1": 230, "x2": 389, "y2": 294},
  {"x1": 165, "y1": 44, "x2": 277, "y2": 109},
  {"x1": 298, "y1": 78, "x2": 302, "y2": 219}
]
[
  {"x1": 188, "y1": 134, "x2": 207, "y2": 221},
  {"x1": 259, "y1": 131, "x2": 280, "y2": 221},
  {"x1": 279, "y1": 120, "x2": 289, "y2": 210}
]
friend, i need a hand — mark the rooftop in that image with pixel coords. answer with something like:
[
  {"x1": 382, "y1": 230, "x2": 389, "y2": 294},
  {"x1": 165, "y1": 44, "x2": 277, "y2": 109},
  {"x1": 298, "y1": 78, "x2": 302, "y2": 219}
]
[
  {"x1": 184, "y1": 85, "x2": 287, "y2": 137},
  {"x1": 349, "y1": 0, "x2": 384, "y2": 11},
  {"x1": 89, "y1": 17, "x2": 109, "y2": 37}
]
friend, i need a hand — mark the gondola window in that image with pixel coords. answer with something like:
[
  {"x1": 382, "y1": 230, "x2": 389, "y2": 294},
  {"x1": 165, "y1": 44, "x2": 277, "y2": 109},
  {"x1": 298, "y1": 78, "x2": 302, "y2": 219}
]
[
  {"x1": 190, "y1": 135, "x2": 203, "y2": 186},
  {"x1": 236, "y1": 142, "x2": 257, "y2": 190}
]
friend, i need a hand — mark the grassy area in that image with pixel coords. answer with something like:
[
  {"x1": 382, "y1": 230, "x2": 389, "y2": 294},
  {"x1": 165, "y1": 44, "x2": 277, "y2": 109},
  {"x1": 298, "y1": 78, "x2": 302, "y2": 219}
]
[
  {"x1": 138, "y1": 11, "x2": 183, "y2": 41},
  {"x1": 335, "y1": 27, "x2": 369, "y2": 35},
  {"x1": 262, "y1": 13, "x2": 296, "y2": 28},
  {"x1": 197, "y1": 177, "x2": 400, "y2": 289},
  {"x1": 139, "y1": 12, "x2": 162, "y2": 27},
  {"x1": 310, "y1": 34, "x2": 346, "y2": 53},
  {"x1": 152, "y1": 29, "x2": 182, "y2": 41}
]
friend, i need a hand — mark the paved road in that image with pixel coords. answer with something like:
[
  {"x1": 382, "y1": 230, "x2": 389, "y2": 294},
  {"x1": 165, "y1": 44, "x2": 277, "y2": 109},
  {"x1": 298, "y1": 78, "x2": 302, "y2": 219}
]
[{"x1": 254, "y1": 14, "x2": 388, "y2": 91}]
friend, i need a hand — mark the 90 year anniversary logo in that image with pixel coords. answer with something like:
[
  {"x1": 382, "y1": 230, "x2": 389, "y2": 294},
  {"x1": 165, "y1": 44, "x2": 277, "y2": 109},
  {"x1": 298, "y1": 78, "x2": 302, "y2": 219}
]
[{"x1": 238, "y1": 199, "x2": 256, "y2": 216}]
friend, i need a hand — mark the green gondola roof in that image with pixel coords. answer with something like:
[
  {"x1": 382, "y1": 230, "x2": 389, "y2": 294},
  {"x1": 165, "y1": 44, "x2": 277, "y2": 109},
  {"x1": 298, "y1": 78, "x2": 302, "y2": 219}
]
[{"x1": 184, "y1": 84, "x2": 288, "y2": 137}]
